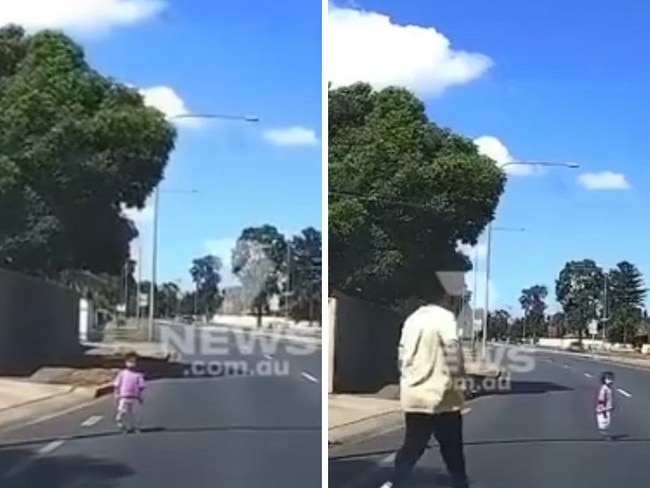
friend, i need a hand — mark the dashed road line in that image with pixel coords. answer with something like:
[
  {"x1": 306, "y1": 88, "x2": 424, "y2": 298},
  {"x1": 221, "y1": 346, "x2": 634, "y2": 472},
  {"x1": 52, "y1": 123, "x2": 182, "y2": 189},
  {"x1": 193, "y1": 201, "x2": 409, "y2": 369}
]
[
  {"x1": 617, "y1": 388, "x2": 632, "y2": 398},
  {"x1": 80, "y1": 415, "x2": 103, "y2": 427},
  {"x1": 3, "y1": 440, "x2": 66, "y2": 479},
  {"x1": 263, "y1": 354, "x2": 273, "y2": 360},
  {"x1": 584, "y1": 373, "x2": 593, "y2": 378},
  {"x1": 563, "y1": 364, "x2": 570, "y2": 369},
  {"x1": 461, "y1": 407, "x2": 472, "y2": 415},
  {"x1": 39, "y1": 440, "x2": 65, "y2": 454},
  {"x1": 301, "y1": 372, "x2": 318, "y2": 383}
]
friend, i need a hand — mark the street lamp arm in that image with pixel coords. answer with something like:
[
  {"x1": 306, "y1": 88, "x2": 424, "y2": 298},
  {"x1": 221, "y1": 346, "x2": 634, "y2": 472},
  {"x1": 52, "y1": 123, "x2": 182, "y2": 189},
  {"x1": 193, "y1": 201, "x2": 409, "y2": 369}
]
[
  {"x1": 169, "y1": 113, "x2": 259, "y2": 122},
  {"x1": 501, "y1": 161, "x2": 580, "y2": 169}
]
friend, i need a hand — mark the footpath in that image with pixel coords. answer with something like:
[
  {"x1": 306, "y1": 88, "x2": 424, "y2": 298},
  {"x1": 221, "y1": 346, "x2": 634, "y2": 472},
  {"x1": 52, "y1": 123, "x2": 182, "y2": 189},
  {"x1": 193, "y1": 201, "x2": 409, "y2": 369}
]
[
  {"x1": 329, "y1": 357, "x2": 501, "y2": 447},
  {"x1": 0, "y1": 341, "x2": 170, "y2": 437}
]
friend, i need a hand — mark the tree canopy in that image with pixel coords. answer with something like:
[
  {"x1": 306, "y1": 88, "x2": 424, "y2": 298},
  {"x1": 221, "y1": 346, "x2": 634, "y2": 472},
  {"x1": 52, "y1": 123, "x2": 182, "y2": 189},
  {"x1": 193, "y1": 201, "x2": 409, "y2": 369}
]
[
  {"x1": 489, "y1": 258, "x2": 650, "y2": 346},
  {"x1": 0, "y1": 26, "x2": 176, "y2": 278},
  {"x1": 329, "y1": 82, "x2": 506, "y2": 306},
  {"x1": 190, "y1": 255, "x2": 223, "y2": 319}
]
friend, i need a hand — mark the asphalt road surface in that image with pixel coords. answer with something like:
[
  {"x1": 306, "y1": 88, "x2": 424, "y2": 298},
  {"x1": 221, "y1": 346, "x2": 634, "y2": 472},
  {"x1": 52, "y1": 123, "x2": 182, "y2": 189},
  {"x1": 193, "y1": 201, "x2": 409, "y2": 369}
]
[
  {"x1": 329, "y1": 346, "x2": 650, "y2": 488},
  {"x1": 0, "y1": 327, "x2": 321, "y2": 487}
]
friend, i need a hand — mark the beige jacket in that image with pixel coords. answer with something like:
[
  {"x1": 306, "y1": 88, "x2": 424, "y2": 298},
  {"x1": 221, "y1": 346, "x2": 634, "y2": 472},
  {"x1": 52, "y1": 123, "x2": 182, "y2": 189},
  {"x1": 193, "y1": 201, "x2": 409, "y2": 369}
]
[{"x1": 398, "y1": 304, "x2": 465, "y2": 414}]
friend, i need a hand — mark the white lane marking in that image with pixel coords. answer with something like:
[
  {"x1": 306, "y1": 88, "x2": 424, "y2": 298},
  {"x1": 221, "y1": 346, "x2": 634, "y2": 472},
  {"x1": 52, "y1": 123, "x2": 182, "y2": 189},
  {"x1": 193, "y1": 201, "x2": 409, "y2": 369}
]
[
  {"x1": 263, "y1": 354, "x2": 273, "y2": 360},
  {"x1": 39, "y1": 440, "x2": 65, "y2": 454},
  {"x1": 563, "y1": 364, "x2": 570, "y2": 369},
  {"x1": 3, "y1": 440, "x2": 66, "y2": 479},
  {"x1": 80, "y1": 415, "x2": 102, "y2": 427},
  {"x1": 339, "y1": 453, "x2": 396, "y2": 488},
  {"x1": 461, "y1": 407, "x2": 472, "y2": 415},
  {"x1": 617, "y1": 388, "x2": 632, "y2": 398},
  {"x1": 584, "y1": 373, "x2": 593, "y2": 378},
  {"x1": 301, "y1": 372, "x2": 319, "y2": 383}
]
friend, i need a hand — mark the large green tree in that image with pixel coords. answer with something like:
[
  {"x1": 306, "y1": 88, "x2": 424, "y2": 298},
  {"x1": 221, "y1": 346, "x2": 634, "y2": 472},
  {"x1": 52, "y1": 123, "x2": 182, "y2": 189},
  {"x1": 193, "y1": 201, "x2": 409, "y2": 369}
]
[
  {"x1": 519, "y1": 285, "x2": 548, "y2": 339},
  {"x1": 190, "y1": 255, "x2": 223, "y2": 319},
  {"x1": 487, "y1": 309, "x2": 511, "y2": 341},
  {"x1": 555, "y1": 260, "x2": 604, "y2": 340},
  {"x1": 0, "y1": 26, "x2": 175, "y2": 278},
  {"x1": 329, "y1": 83, "x2": 506, "y2": 305},
  {"x1": 232, "y1": 225, "x2": 287, "y2": 327},
  {"x1": 606, "y1": 261, "x2": 646, "y2": 343},
  {"x1": 287, "y1": 227, "x2": 322, "y2": 322}
]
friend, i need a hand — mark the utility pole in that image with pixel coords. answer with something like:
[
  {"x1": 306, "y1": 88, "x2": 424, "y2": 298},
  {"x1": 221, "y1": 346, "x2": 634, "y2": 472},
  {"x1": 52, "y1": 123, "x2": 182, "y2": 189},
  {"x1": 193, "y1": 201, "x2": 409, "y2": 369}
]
[
  {"x1": 481, "y1": 223, "x2": 493, "y2": 358},
  {"x1": 602, "y1": 273, "x2": 608, "y2": 342},
  {"x1": 136, "y1": 239, "x2": 142, "y2": 325},
  {"x1": 472, "y1": 245, "x2": 479, "y2": 353},
  {"x1": 285, "y1": 244, "x2": 291, "y2": 320}
]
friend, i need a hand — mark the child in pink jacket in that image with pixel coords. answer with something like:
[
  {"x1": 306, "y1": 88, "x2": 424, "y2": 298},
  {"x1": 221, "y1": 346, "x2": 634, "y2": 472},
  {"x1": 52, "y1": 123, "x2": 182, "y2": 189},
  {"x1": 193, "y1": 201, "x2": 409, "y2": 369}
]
[{"x1": 113, "y1": 352, "x2": 146, "y2": 432}]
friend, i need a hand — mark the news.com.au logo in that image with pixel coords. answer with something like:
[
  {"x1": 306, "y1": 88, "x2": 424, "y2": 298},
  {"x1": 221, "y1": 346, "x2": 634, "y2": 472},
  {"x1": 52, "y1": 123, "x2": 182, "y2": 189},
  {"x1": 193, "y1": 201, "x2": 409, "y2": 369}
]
[
  {"x1": 157, "y1": 324, "x2": 318, "y2": 378},
  {"x1": 186, "y1": 359, "x2": 291, "y2": 378}
]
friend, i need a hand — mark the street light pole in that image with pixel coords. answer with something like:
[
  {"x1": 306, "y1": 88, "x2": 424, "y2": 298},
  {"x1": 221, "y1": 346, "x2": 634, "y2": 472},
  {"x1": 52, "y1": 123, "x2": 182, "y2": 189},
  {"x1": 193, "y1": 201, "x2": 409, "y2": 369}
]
[
  {"x1": 147, "y1": 186, "x2": 160, "y2": 341},
  {"x1": 147, "y1": 112, "x2": 259, "y2": 341},
  {"x1": 481, "y1": 222, "x2": 493, "y2": 358},
  {"x1": 481, "y1": 160, "x2": 579, "y2": 358}
]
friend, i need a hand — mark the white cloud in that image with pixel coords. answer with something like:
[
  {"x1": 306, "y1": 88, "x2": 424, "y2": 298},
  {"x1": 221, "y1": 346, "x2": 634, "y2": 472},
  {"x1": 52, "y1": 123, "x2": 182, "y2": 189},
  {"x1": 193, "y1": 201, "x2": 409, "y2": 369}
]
[
  {"x1": 204, "y1": 238, "x2": 240, "y2": 287},
  {"x1": 473, "y1": 136, "x2": 536, "y2": 176},
  {"x1": 139, "y1": 86, "x2": 201, "y2": 128},
  {"x1": 577, "y1": 171, "x2": 630, "y2": 190},
  {"x1": 457, "y1": 240, "x2": 487, "y2": 263},
  {"x1": 328, "y1": 4, "x2": 492, "y2": 96},
  {"x1": 262, "y1": 126, "x2": 319, "y2": 147},
  {"x1": 0, "y1": 0, "x2": 165, "y2": 37}
]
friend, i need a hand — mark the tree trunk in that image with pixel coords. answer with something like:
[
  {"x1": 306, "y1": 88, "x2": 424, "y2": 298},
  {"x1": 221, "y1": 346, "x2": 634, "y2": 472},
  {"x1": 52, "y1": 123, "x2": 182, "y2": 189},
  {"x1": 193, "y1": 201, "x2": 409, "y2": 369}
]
[{"x1": 256, "y1": 304, "x2": 263, "y2": 328}]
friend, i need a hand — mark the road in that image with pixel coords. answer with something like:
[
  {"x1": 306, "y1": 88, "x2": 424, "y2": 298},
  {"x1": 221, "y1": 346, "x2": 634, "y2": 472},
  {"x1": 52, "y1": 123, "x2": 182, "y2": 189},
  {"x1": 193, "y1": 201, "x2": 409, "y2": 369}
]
[
  {"x1": 0, "y1": 326, "x2": 321, "y2": 487},
  {"x1": 329, "y1": 346, "x2": 650, "y2": 488}
]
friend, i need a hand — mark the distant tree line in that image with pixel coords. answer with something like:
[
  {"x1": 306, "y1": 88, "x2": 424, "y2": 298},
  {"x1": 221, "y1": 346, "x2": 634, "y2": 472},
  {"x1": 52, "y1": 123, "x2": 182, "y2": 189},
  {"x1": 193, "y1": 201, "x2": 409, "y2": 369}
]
[
  {"x1": 486, "y1": 259, "x2": 649, "y2": 345},
  {"x1": 122, "y1": 225, "x2": 322, "y2": 327}
]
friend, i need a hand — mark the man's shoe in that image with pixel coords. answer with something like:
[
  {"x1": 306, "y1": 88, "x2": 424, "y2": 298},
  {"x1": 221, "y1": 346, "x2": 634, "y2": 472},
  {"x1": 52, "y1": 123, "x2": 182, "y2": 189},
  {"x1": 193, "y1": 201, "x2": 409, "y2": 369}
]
[{"x1": 451, "y1": 477, "x2": 470, "y2": 488}]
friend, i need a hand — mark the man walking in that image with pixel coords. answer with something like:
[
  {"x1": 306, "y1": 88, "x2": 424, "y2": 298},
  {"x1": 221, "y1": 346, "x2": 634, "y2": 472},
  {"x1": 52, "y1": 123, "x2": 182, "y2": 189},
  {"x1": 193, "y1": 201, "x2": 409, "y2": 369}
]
[{"x1": 380, "y1": 287, "x2": 470, "y2": 488}]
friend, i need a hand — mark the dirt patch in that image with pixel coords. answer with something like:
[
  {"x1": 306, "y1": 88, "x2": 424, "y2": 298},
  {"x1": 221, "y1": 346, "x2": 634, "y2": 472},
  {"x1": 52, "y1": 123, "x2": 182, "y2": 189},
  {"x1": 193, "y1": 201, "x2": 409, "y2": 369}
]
[{"x1": 28, "y1": 354, "x2": 187, "y2": 386}]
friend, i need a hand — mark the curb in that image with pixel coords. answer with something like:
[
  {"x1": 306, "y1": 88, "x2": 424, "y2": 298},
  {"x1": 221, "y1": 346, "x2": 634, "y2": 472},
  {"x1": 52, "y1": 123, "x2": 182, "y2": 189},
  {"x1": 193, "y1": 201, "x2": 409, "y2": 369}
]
[
  {"x1": 328, "y1": 369, "x2": 503, "y2": 448},
  {"x1": 92, "y1": 383, "x2": 114, "y2": 398},
  {"x1": 329, "y1": 410, "x2": 403, "y2": 447},
  {"x1": 0, "y1": 386, "x2": 76, "y2": 415}
]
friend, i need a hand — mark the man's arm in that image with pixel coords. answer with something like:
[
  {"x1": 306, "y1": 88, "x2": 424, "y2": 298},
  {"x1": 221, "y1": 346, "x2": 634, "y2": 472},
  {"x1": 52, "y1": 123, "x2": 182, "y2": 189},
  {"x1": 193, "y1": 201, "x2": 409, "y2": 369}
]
[
  {"x1": 439, "y1": 312, "x2": 465, "y2": 377},
  {"x1": 398, "y1": 324, "x2": 422, "y2": 375}
]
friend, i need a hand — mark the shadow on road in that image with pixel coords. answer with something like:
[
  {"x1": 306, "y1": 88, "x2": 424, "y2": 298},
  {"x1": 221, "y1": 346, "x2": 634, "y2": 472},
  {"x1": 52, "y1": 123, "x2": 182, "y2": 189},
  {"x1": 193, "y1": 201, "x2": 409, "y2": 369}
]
[
  {"x1": 0, "y1": 424, "x2": 322, "y2": 451},
  {"x1": 0, "y1": 447, "x2": 134, "y2": 487},
  {"x1": 329, "y1": 455, "x2": 454, "y2": 488},
  {"x1": 330, "y1": 434, "x2": 641, "y2": 463},
  {"x1": 490, "y1": 380, "x2": 571, "y2": 396}
]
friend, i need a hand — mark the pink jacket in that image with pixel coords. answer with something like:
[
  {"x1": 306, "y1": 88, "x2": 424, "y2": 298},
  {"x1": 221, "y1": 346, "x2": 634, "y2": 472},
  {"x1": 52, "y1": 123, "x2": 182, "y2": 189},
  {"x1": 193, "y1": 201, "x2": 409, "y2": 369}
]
[
  {"x1": 595, "y1": 384, "x2": 613, "y2": 413},
  {"x1": 113, "y1": 369, "x2": 145, "y2": 400}
]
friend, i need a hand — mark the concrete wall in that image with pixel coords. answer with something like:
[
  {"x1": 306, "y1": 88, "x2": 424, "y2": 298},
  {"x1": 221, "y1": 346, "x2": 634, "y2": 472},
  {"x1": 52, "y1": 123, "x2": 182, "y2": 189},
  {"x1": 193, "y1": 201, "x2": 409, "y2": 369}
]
[
  {"x1": 329, "y1": 293, "x2": 402, "y2": 394},
  {"x1": 0, "y1": 268, "x2": 80, "y2": 371}
]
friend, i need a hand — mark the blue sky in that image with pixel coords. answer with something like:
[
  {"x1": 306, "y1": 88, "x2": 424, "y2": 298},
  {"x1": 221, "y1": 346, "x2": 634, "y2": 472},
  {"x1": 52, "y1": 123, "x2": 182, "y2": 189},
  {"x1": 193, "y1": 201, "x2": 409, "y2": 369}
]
[
  {"x1": 329, "y1": 0, "x2": 650, "y2": 314},
  {"x1": 0, "y1": 0, "x2": 322, "y2": 289}
]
